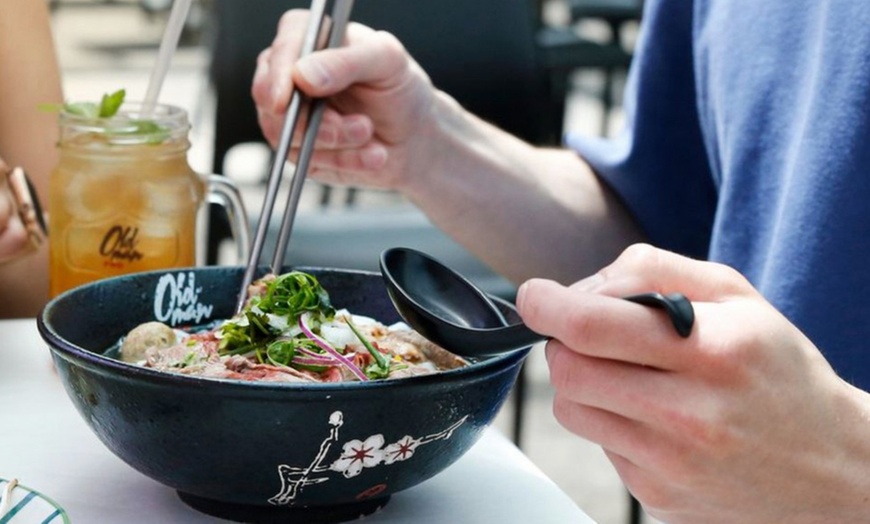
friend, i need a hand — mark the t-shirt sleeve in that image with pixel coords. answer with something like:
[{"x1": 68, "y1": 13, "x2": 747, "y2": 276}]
[{"x1": 565, "y1": 0, "x2": 717, "y2": 260}]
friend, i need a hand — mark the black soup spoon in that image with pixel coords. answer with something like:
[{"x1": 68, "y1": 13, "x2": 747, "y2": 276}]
[{"x1": 379, "y1": 247, "x2": 694, "y2": 359}]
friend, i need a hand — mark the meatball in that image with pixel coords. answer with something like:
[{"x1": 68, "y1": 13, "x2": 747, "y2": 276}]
[{"x1": 120, "y1": 321, "x2": 177, "y2": 363}]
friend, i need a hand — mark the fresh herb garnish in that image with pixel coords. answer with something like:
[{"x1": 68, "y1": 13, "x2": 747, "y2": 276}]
[
  {"x1": 57, "y1": 88, "x2": 127, "y2": 119},
  {"x1": 219, "y1": 271, "x2": 334, "y2": 354},
  {"x1": 218, "y1": 309, "x2": 274, "y2": 355},
  {"x1": 98, "y1": 89, "x2": 126, "y2": 117},
  {"x1": 265, "y1": 339, "x2": 297, "y2": 367},
  {"x1": 266, "y1": 338, "x2": 331, "y2": 372},
  {"x1": 218, "y1": 272, "x2": 402, "y2": 381},
  {"x1": 175, "y1": 351, "x2": 200, "y2": 369},
  {"x1": 345, "y1": 317, "x2": 391, "y2": 379},
  {"x1": 253, "y1": 271, "x2": 334, "y2": 319},
  {"x1": 42, "y1": 89, "x2": 170, "y2": 143}
]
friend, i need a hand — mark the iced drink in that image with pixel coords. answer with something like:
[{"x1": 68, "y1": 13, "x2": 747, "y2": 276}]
[{"x1": 49, "y1": 103, "x2": 205, "y2": 297}]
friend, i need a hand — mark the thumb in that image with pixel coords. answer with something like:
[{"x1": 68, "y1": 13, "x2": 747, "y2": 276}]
[{"x1": 293, "y1": 28, "x2": 410, "y2": 96}]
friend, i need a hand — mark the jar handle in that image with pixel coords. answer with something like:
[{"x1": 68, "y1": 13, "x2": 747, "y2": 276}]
[{"x1": 205, "y1": 174, "x2": 250, "y2": 264}]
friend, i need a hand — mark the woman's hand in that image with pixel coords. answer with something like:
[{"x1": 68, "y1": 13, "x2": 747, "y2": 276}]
[
  {"x1": 517, "y1": 243, "x2": 870, "y2": 523},
  {"x1": 251, "y1": 9, "x2": 450, "y2": 192},
  {"x1": 0, "y1": 159, "x2": 41, "y2": 265}
]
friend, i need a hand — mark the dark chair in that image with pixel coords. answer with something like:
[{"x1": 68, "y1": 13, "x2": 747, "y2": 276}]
[
  {"x1": 569, "y1": 0, "x2": 644, "y2": 34},
  {"x1": 563, "y1": 0, "x2": 643, "y2": 135}
]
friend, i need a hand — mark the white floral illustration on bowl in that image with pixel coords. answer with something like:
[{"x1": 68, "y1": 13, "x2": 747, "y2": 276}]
[{"x1": 269, "y1": 411, "x2": 468, "y2": 506}]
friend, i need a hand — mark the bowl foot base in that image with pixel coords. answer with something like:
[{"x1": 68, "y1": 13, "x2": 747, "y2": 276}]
[{"x1": 177, "y1": 491, "x2": 391, "y2": 523}]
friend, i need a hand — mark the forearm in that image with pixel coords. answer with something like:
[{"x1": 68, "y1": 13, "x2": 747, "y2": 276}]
[
  {"x1": 0, "y1": 0, "x2": 62, "y2": 317},
  {"x1": 0, "y1": 0, "x2": 63, "y2": 199},
  {"x1": 402, "y1": 92, "x2": 644, "y2": 285},
  {"x1": 255, "y1": 18, "x2": 642, "y2": 285}
]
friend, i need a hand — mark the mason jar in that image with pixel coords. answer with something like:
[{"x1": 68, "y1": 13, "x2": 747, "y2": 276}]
[{"x1": 49, "y1": 101, "x2": 248, "y2": 297}]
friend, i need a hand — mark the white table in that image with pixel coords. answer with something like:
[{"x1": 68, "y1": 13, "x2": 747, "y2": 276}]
[{"x1": 0, "y1": 319, "x2": 594, "y2": 523}]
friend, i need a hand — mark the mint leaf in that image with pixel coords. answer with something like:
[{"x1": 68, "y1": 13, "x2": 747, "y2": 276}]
[
  {"x1": 103, "y1": 120, "x2": 171, "y2": 144},
  {"x1": 98, "y1": 89, "x2": 126, "y2": 118},
  {"x1": 58, "y1": 89, "x2": 125, "y2": 119},
  {"x1": 54, "y1": 89, "x2": 170, "y2": 143},
  {"x1": 62, "y1": 101, "x2": 99, "y2": 118},
  {"x1": 129, "y1": 120, "x2": 163, "y2": 134}
]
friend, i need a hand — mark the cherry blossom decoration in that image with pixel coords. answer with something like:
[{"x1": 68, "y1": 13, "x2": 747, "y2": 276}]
[{"x1": 269, "y1": 411, "x2": 469, "y2": 506}]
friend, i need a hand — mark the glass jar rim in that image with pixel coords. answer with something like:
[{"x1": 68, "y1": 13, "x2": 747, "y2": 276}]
[{"x1": 59, "y1": 101, "x2": 190, "y2": 146}]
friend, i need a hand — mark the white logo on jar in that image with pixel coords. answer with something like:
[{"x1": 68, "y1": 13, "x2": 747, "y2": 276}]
[{"x1": 154, "y1": 272, "x2": 214, "y2": 325}]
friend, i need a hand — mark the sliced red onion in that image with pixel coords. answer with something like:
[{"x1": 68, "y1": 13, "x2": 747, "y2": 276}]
[
  {"x1": 292, "y1": 356, "x2": 338, "y2": 367},
  {"x1": 297, "y1": 347, "x2": 331, "y2": 358},
  {"x1": 293, "y1": 347, "x2": 342, "y2": 367},
  {"x1": 299, "y1": 313, "x2": 368, "y2": 381}
]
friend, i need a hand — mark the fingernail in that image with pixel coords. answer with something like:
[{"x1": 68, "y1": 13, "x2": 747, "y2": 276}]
[
  {"x1": 270, "y1": 81, "x2": 286, "y2": 112},
  {"x1": 317, "y1": 126, "x2": 339, "y2": 148},
  {"x1": 296, "y1": 58, "x2": 331, "y2": 90},
  {"x1": 516, "y1": 281, "x2": 529, "y2": 311},
  {"x1": 345, "y1": 118, "x2": 370, "y2": 142},
  {"x1": 360, "y1": 146, "x2": 387, "y2": 169}
]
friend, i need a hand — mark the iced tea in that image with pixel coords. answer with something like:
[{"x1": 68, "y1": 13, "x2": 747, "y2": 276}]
[{"x1": 49, "y1": 103, "x2": 205, "y2": 297}]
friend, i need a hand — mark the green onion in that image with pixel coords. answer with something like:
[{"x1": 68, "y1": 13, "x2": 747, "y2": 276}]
[
  {"x1": 220, "y1": 271, "x2": 334, "y2": 356},
  {"x1": 265, "y1": 340, "x2": 297, "y2": 367},
  {"x1": 345, "y1": 317, "x2": 391, "y2": 379}
]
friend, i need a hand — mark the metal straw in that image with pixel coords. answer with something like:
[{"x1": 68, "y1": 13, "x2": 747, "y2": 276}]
[{"x1": 236, "y1": 0, "x2": 355, "y2": 313}]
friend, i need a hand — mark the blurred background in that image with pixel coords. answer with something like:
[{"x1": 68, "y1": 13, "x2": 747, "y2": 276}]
[{"x1": 50, "y1": 1, "x2": 645, "y2": 522}]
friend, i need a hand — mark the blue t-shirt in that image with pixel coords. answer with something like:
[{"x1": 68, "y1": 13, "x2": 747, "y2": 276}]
[{"x1": 566, "y1": 0, "x2": 870, "y2": 389}]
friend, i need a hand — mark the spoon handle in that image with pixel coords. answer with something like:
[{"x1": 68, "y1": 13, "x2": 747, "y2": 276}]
[
  {"x1": 622, "y1": 292, "x2": 694, "y2": 338},
  {"x1": 502, "y1": 292, "x2": 694, "y2": 351},
  {"x1": 495, "y1": 322, "x2": 548, "y2": 348}
]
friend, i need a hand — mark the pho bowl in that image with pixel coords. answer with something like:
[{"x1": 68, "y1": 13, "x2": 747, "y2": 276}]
[{"x1": 37, "y1": 266, "x2": 529, "y2": 523}]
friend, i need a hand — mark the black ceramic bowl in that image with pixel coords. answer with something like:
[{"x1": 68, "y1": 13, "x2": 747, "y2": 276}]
[{"x1": 38, "y1": 266, "x2": 529, "y2": 523}]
